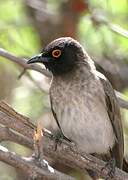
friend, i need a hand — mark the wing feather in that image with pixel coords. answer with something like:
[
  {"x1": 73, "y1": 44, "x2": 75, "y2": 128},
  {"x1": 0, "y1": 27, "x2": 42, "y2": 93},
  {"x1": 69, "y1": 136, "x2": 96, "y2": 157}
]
[{"x1": 99, "y1": 73, "x2": 124, "y2": 168}]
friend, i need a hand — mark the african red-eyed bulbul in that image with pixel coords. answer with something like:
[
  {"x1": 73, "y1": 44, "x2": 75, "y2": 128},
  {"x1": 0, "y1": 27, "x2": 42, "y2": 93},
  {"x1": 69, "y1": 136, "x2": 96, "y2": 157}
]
[{"x1": 27, "y1": 37, "x2": 126, "y2": 178}]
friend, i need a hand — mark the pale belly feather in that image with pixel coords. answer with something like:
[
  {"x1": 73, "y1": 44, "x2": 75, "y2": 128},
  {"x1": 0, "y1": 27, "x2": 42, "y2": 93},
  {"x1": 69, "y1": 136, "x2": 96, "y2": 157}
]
[
  {"x1": 53, "y1": 97, "x2": 115, "y2": 154},
  {"x1": 50, "y1": 70, "x2": 115, "y2": 154}
]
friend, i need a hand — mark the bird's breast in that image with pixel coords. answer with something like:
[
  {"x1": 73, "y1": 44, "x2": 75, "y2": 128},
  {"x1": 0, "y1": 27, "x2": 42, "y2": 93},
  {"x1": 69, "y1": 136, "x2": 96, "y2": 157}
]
[{"x1": 50, "y1": 71, "x2": 115, "y2": 154}]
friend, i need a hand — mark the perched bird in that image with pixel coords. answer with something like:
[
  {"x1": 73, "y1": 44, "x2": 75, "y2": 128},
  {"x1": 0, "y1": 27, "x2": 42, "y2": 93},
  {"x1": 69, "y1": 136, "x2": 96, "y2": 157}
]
[{"x1": 27, "y1": 37, "x2": 124, "y2": 178}]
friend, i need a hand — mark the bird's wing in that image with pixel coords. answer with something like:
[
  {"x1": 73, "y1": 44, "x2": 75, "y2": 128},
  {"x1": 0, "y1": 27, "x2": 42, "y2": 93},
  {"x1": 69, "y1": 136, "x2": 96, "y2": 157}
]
[{"x1": 99, "y1": 72, "x2": 124, "y2": 168}]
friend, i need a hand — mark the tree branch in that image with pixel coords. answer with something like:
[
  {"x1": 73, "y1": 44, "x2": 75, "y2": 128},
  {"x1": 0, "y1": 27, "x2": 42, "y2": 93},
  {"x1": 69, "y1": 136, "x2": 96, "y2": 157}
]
[
  {"x1": 0, "y1": 145, "x2": 74, "y2": 180},
  {"x1": 0, "y1": 48, "x2": 51, "y2": 77},
  {"x1": 0, "y1": 108, "x2": 34, "y2": 139},
  {"x1": 0, "y1": 126, "x2": 33, "y2": 149},
  {"x1": 0, "y1": 101, "x2": 128, "y2": 179},
  {"x1": 108, "y1": 23, "x2": 128, "y2": 39},
  {"x1": 116, "y1": 91, "x2": 128, "y2": 110},
  {"x1": 42, "y1": 129, "x2": 128, "y2": 180},
  {"x1": 90, "y1": 12, "x2": 128, "y2": 38}
]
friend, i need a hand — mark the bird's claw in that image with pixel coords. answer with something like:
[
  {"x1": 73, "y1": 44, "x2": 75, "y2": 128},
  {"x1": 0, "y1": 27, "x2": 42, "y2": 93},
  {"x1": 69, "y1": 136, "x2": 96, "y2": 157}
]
[
  {"x1": 101, "y1": 158, "x2": 116, "y2": 180},
  {"x1": 53, "y1": 131, "x2": 71, "y2": 151}
]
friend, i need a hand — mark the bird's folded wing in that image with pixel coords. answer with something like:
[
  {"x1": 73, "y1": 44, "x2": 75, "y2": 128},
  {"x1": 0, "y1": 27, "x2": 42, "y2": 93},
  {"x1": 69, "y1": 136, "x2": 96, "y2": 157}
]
[{"x1": 99, "y1": 73, "x2": 124, "y2": 168}]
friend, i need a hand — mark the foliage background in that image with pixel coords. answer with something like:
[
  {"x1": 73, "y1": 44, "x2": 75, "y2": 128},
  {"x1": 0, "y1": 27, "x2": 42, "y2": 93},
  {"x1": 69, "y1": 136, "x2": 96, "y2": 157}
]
[{"x1": 0, "y1": 0, "x2": 128, "y2": 179}]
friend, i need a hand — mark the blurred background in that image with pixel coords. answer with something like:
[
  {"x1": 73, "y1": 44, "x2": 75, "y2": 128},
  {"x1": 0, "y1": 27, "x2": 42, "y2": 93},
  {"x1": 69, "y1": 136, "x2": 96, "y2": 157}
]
[{"x1": 0, "y1": 0, "x2": 128, "y2": 179}]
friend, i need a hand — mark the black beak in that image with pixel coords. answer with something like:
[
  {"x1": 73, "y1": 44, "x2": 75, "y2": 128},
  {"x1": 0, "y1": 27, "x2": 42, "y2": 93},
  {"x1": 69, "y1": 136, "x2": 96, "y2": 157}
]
[{"x1": 27, "y1": 54, "x2": 49, "y2": 64}]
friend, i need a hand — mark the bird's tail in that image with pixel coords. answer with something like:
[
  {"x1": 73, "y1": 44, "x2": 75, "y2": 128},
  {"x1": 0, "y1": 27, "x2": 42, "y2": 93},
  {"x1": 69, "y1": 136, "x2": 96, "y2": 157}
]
[{"x1": 123, "y1": 158, "x2": 128, "y2": 173}]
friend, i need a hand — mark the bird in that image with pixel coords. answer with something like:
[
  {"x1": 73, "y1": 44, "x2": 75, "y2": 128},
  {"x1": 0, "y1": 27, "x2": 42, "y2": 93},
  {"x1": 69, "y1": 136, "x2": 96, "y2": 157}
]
[{"x1": 27, "y1": 37, "x2": 124, "y2": 179}]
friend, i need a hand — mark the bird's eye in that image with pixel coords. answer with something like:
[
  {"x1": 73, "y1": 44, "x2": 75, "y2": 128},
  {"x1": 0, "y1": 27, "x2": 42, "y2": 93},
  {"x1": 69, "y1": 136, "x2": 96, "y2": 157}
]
[{"x1": 52, "y1": 49, "x2": 61, "y2": 58}]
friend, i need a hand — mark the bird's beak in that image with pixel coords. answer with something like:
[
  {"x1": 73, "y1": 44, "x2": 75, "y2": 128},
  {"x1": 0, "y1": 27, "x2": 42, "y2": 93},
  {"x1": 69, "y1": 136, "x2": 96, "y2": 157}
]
[{"x1": 27, "y1": 53, "x2": 49, "y2": 64}]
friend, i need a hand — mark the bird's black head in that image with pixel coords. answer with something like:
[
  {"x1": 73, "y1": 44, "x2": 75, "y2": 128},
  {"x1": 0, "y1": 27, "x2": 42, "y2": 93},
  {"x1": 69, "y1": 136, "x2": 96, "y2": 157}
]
[{"x1": 27, "y1": 37, "x2": 86, "y2": 75}]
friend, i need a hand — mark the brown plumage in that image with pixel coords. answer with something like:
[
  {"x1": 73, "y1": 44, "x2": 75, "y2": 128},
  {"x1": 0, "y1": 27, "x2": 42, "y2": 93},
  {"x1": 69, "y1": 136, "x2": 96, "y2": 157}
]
[{"x1": 27, "y1": 37, "x2": 125, "y2": 178}]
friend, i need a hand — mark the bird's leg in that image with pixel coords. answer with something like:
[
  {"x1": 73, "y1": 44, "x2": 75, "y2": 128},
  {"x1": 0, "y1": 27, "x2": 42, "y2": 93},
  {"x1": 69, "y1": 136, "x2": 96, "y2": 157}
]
[
  {"x1": 53, "y1": 130, "x2": 72, "y2": 150},
  {"x1": 54, "y1": 130, "x2": 71, "y2": 142}
]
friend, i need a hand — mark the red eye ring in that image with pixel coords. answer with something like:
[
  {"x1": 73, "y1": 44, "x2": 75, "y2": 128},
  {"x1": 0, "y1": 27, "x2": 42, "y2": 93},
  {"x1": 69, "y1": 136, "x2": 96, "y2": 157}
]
[{"x1": 52, "y1": 49, "x2": 61, "y2": 58}]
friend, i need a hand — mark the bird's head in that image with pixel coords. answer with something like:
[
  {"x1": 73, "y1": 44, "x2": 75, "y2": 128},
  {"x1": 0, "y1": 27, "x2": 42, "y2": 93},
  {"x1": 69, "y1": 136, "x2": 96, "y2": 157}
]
[{"x1": 27, "y1": 37, "x2": 87, "y2": 75}]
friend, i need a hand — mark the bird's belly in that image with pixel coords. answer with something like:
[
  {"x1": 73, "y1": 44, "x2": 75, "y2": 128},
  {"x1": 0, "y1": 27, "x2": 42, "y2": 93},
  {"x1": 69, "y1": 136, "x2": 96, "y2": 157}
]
[{"x1": 58, "y1": 105, "x2": 115, "y2": 154}]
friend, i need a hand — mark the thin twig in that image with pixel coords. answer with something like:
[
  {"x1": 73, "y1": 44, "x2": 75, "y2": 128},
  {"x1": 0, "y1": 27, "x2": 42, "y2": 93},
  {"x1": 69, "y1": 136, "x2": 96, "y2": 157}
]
[
  {"x1": 25, "y1": 71, "x2": 48, "y2": 93},
  {"x1": 18, "y1": 68, "x2": 27, "y2": 79},
  {"x1": 90, "y1": 12, "x2": 128, "y2": 38},
  {"x1": 116, "y1": 91, "x2": 128, "y2": 110},
  {"x1": 0, "y1": 48, "x2": 51, "y2": 77},
  {"x1": 108, "y1": 23, "x2": 128, "y2": 38}
]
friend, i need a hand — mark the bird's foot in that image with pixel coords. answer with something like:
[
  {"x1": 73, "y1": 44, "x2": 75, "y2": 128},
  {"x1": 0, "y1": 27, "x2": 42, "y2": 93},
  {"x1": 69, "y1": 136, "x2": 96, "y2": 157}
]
[
  {"x1": 53, "y1": 131, "x2": 72, "y2": 151},
  {"x1": 101, "y1": 158, "x2": 116, "y2": 180}
]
